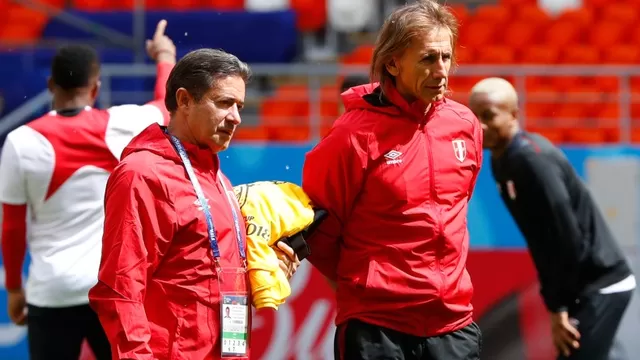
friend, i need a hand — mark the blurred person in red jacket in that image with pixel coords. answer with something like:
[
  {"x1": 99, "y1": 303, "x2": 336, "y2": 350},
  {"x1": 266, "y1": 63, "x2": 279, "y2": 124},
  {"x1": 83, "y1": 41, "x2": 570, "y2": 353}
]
[
  {"x1": 302, "y1": 1, "x2": 484, "y2": 359},
  {"x1": 0, "y1": 20, "x2": 175, "y2": 360},
  {"x1": 88, "y1": 49, "x2": 299, "y2": 360}
]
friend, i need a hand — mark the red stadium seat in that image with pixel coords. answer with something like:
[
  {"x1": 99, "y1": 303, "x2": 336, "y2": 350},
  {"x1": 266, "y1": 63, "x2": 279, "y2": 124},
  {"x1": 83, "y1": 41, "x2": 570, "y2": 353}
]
[
  {"x1": 458, "y1": 21, "x2": 499, "y2": 49},
  {"x1": 602, "y1": 3, "x2": 638, "y2": 24},
  {"x1": 475, "y1": 45, "x2": 515, "y2": 64},
  {"x1": 473, "y1": 5, "x2": 511, "y2": 26},
  {"x1": 519, "y1": 45, "x2": 560, "y2": 64},
  {"x1": 291, "y1": 0, "x2": 327, "y2": 31},
  {"x1": 561, "y1": 45, "x2": 601, "y2": 64},
  {"x1": 502, "y1": 22, "x2": 543, "y2": 51},
  {"x1": 589, "y1": 22, "x2": 628, "y2": 49},
  {"x1": 603, "y1": 45, "x2": 640, "y2": 64}
]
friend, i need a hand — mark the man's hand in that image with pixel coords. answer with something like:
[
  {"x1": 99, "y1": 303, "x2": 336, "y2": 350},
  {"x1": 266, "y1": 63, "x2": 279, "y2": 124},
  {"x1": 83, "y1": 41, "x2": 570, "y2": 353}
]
[
  {"x1": 551, "y1": 311, "x2": 580, "y2": 357},
  {"x1": 7, "y1": 288, "x2": 27, "y2": 326},
  {"x1": 275, "y1": 241, "x2": 300, "y2": 279},
  {"x1": 146, "y1": 19, "x2": 176, "y2": 64}
]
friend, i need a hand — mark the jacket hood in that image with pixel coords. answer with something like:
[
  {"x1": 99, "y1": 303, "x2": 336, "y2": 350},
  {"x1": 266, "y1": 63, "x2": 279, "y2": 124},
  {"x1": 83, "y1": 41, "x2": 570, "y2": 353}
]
[
  {"x1": 341, "y1": 82, "x2": 446, "y2": 122},
  {"x1": 121, "y1": 123, "x2": 220, "y2": 171}
]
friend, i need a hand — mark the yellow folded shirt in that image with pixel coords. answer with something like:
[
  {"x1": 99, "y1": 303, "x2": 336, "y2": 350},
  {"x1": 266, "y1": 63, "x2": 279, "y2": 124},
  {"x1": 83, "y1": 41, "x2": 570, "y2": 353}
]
[{"x1": 233, "y1": 181, "x2": 316, "y2": 310}]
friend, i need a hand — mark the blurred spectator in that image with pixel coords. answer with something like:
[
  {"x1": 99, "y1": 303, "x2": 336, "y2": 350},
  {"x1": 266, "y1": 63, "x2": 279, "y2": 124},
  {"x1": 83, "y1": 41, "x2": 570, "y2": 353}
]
[
  {"x1": 303, "y1": 0, "x2": 483, "y2": 359},
  {"x1": 470, "y1": 77, "x2": 636, "y2": 360},
  {"x1": 0, "y1": 20, "x2": 176, "y2": 360}
]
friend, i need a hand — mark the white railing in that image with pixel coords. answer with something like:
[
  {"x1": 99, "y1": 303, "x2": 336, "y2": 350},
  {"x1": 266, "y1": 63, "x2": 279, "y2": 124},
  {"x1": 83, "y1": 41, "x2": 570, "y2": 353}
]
[{"x1": 2, "y1": 64, "x2": 640, "y2": 142}]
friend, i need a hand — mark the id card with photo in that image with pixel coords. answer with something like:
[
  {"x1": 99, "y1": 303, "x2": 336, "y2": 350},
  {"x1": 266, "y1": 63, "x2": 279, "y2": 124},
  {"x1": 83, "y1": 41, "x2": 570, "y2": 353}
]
[{"x1": 221, "y1": 294, "x2": 249, "y2": 357}]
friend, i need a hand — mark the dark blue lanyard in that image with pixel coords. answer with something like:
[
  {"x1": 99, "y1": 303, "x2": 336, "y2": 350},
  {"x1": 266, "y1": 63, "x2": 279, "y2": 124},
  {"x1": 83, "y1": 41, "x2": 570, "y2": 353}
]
[{"x1": 168, "y1": 134, "x2": 246, "y2": 260}]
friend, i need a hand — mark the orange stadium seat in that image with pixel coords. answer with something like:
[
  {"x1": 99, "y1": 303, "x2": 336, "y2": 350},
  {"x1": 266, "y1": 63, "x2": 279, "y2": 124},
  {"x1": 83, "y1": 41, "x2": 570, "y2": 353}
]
[
  {"x1": 514, "y1": 4, "x2": 551, "y2": 24},
  {"x1": 458, "y1": 21, "x2": 499, "y2": 49},
  {"x1": 475, "y1": 45, "x2": 515, "y2": 64},
  {"x1": 473, "y1": 5, "x2": 511, "y2": 26},
  {"x1": 519, "y1": 45, "x2": 560, "y2": 64},
  {"x1": 589, "y1": 22, "x2": 627, "y2": 49},
  {"x1": 527, "y1": 127, "x2": 565, "y2": 144},
  {"x1": 602, "y1": 3, "x2": 638, "y2": 24},
  {"x1": 502, "y1": 22, "x2": 543, "y2": 50},
  {"x1": 544, "y1": 20, "x2": 585, "y2": 48},
  {"x1": 261, "y1": 85, "x2": 311, "y2": 141},
  {"x1": 629, "y1": 25, "x2": 640, "y2": 45},
  {"x1": 341, "y1": 45, "x2": 374, "y2": 65},
  {"x1": 0, "y1": 5, "x2": 50, "y2": 43},
  {"x1": 561, "y1": 45, "x2": 601, "y2": 64},
  {"x1": 583, "y1": 0, "x2": 610, "y2": 8},
  {"x1": 603, "y1": 45, "x2": 640, "y2": 64},
  {"x1": 233, "y1": 126, "x2": 269, "y2": 141},
  {"x1": 558, "y1": 8, "x2": 594, "y2": 27}
]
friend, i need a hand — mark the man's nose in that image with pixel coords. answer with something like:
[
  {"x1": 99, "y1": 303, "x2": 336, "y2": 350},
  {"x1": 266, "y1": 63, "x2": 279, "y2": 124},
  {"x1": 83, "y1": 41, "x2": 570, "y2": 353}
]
[
  {"x1": 432, "y1": 58, "x2": 448, "y2": 80},
  {"x1": 227, "y1": 104, "x2": 242, "y2": 125}
]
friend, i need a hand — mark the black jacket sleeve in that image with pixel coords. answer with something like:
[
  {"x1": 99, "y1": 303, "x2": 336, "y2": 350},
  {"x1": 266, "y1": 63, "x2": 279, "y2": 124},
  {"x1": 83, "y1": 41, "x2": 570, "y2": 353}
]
[{"x1": 511, "y1": 153, "x2": 586, "y2": 312}]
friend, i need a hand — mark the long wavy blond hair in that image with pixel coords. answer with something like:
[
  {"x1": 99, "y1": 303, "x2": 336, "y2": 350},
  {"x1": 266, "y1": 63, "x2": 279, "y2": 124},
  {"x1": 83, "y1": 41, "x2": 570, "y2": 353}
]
[{"x1": 370, "y1": 0, "x2": 459, "y2": 95}]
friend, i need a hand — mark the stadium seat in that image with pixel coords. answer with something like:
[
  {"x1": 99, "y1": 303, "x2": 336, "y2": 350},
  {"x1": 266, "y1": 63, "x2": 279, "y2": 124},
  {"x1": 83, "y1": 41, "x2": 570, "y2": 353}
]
[
  {"x1": 557, "y1": 8, "x2": 594, "y2": 27},
  {"x1": 0, "y1": 5, "x2": 49, "y2": 43},
  {"x1": 475, "y1": 45, "x2": 515, "y2": 64},
  {"x1": 601, "y1": 3, "x2": 638, "y2": 24},
  {"x1": 502, "y1": 22, "x2": 542, "y2": 50},
  {"x1": 458, "y1": 21, "x2": 499, "y2": 49},
  {"x1": 328, "y1": 0, "x2": 374, "y2": 33},
  {"x1": 602, "y1": 45, "x2": 640, "y2": 64},
  {"x1": 209, "y1": 0, "x2": 244, "y2": 10},
  {"x1": 290, "y1": 0, "x2": 327, "y2": 31},
  {"x1": 261, "y1": 85, "x2": 310, "y2": 141},
  {"x1": 514, "y1": 4, "x2": 551, "y2": 24},
  {"x1": 473, "y1": 5, "x2": 511, "y2": 25},
  {"x1": 234, "y1": 126, "x2": 270, "y2": 141},
  {"x1": 527, "y1": 127, "x2": 565, "y2": 144},
  {"x1": 341, "y1": 44, "x2": 374, "y2": 64},
  {"x1": 519, "y1": 45, "x2": 560, "y2": 64},
  {"x1": 589, "y1": 22, "x2": 627, "y2": 49},
  {"x1": 561, "y1": 45, "x2": 600, "y2": 64},
  {"x1": 544, "y1": 20, "x2": 584, "y2": 48}
]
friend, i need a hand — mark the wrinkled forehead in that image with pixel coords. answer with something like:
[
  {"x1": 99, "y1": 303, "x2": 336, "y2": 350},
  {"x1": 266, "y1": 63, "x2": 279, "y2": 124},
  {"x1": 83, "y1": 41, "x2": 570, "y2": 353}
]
[
  {"x1": 409, "y1": 27, "x2": 453, "y2": 54},
  {"x1": 209, "y1": 75, "x2": 246, "y2": 102}
]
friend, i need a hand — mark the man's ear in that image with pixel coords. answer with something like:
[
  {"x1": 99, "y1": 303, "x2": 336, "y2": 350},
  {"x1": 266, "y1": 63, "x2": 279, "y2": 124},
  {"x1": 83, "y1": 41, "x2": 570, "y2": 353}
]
[
  {"x1": 176, "y1": 88, "x2": 192, "y2": 111},
  {"x1": 511, "y1": 107, "x2": 519, "y2": 122},
  {"x1": 385, "y1": 58, "x2": 400, "y2": 77}
]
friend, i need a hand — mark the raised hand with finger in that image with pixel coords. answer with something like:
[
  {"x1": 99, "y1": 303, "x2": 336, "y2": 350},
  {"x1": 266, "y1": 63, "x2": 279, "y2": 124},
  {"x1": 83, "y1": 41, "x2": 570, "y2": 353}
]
[{"x1": 146, "y1": 19, "x2": 176, "y2": 64}]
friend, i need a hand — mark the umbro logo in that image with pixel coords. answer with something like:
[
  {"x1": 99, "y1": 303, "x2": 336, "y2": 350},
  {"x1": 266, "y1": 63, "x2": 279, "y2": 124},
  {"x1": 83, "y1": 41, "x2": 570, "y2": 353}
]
[{"x1": 384, "y1": 150, "x2": 403, "y2": 165}]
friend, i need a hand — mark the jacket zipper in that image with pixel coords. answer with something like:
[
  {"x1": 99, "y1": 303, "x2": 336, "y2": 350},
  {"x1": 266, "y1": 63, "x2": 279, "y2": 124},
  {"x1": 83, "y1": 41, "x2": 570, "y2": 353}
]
[{"x1": 423, "y1": 120, "x2": 447, "y2": 299}]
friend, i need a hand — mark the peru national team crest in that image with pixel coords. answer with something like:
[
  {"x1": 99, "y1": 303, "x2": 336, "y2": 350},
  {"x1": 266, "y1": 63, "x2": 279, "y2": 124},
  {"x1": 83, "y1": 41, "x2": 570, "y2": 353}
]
[{"x1": 452, "y1": 139, "x2": 467, "y2": 162}]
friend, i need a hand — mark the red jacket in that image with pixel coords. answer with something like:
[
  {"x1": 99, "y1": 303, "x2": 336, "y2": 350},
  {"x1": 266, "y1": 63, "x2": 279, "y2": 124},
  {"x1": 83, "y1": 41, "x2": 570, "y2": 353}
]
[
  {"x1": 89, "y1": 124, "x2": 250, "y2": 360},
  {"x1": 302, "y1": 83, "x2": 483, "y2": 337}
]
